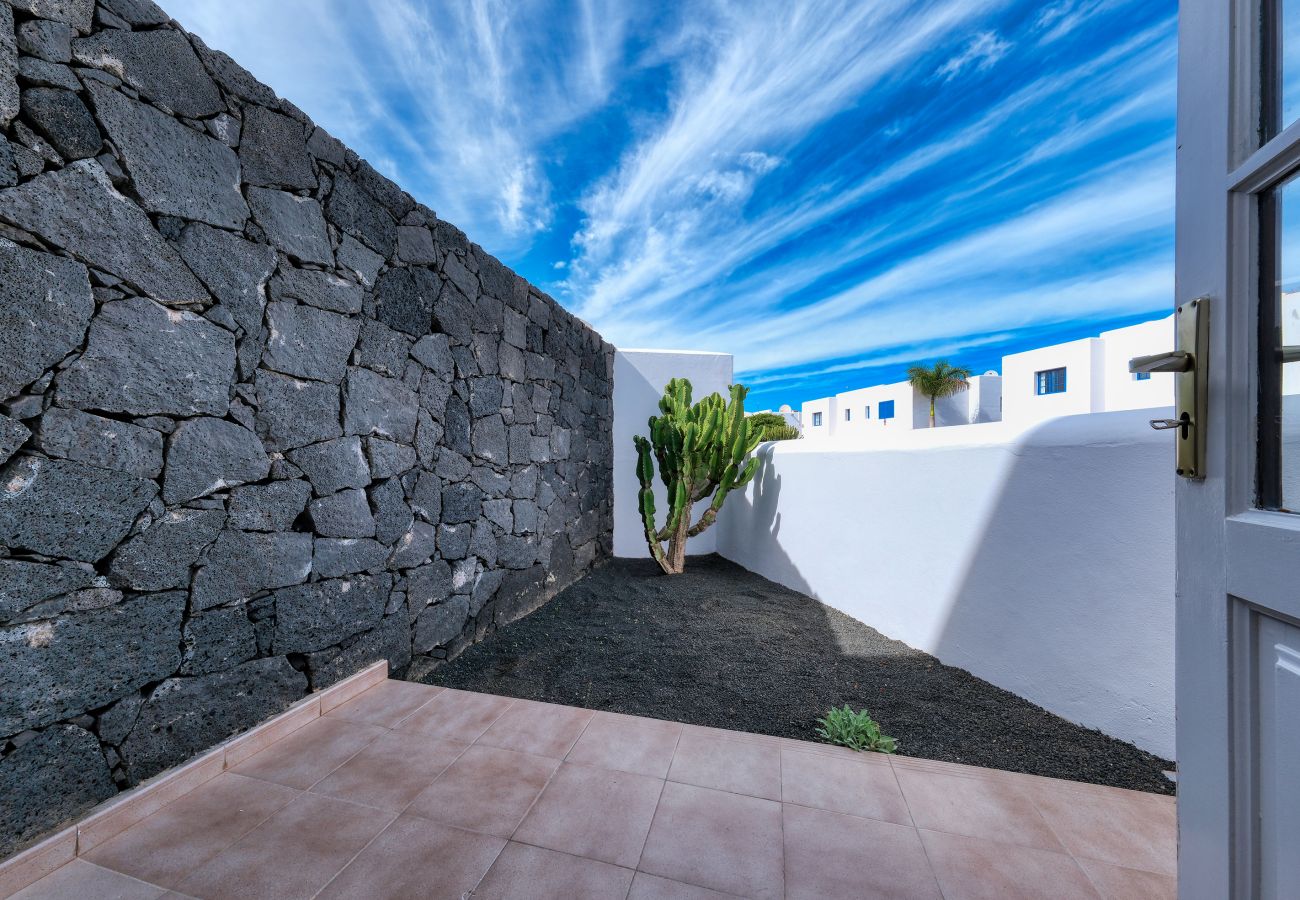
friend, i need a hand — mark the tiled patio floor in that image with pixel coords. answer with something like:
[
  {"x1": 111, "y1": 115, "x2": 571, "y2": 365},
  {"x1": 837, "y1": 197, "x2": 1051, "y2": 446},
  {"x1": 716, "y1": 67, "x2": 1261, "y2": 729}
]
[{"x1": 10, "y1": 680, "x2": 1176, "y2": 899}]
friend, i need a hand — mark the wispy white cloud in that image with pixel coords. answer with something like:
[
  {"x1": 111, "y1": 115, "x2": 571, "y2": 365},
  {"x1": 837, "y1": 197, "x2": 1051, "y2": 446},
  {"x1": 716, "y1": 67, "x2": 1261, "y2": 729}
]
[
  {"x1": 167, "y1": 0, "x2": 1174, "y2": 408},
  {"x1": 168, "y1": 0, "x2": 636, "y2": 251},
  {"x1": 934, "y1": 31, "x2": 1010, "y2": 82}
]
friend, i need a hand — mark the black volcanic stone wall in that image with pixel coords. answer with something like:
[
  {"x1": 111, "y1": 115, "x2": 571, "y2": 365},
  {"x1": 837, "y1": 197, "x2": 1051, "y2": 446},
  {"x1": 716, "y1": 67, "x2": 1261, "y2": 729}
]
[{"x1": 0, "y1": 0, "x2": 614, "y2": 857}]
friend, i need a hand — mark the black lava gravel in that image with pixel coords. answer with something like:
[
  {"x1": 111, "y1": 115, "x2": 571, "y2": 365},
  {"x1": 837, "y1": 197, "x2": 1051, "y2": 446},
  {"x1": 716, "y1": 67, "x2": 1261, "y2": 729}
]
[{"x1": 422, "y1": 555, "x2": 1175, "y2": 795}]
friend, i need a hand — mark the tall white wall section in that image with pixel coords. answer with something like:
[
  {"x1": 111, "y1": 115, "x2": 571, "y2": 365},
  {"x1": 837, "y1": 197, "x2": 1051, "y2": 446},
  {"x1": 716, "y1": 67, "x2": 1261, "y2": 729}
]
[
  {"x1": 715, "y1": 410, "x2": 1177, "y2": 757},
  {"x1": 612, "y1": 349, "x2": 734, "y2": 558}
]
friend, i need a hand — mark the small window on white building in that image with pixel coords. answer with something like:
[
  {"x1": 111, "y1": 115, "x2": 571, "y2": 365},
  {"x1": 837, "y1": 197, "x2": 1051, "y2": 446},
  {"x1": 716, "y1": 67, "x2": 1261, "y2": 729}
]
[
  {"x1": 844, "y1": 409, "x2": 851, "y2": 422},
  {"x1": 812, "y1": 412, "x2": 823, "y2": 427},
  {"x1": 1035, "y1": 367, "x2": 1067, "y2": 395},
  {"x1": 864, "y1": 406, "x2": 871, "y2": 419}
]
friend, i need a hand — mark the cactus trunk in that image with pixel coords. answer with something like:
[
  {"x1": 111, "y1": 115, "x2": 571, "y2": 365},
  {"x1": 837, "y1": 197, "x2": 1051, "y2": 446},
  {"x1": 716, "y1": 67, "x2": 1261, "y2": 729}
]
[{"x1": 633, "y1": 379, "x2": 762, "y2": 575}]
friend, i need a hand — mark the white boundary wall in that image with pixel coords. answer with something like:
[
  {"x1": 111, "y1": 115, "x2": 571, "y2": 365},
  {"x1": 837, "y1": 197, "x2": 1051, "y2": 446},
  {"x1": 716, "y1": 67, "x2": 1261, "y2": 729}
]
[
  {"x1": 716, "y1": 409, "x2": 1177, "y2": 757},
  {"x1": 612, "y1": 349, "x2": 734, "y2": 558}
]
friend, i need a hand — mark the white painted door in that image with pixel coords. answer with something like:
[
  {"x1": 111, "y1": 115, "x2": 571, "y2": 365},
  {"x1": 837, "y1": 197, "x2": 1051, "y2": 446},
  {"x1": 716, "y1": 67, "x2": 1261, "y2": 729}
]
[{"x1": 1178, "y1": 2, "x2": 1300, "y2": 898}]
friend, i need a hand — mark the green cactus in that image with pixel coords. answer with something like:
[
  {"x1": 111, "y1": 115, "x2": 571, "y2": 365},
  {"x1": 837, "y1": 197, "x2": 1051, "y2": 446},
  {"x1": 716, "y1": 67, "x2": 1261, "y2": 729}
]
[{"x1": 633, "y1": 378, "x2": 763, "y2": 575}]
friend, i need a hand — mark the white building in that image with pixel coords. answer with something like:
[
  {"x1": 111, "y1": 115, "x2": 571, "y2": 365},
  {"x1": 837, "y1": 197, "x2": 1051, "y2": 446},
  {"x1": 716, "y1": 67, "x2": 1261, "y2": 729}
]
[
  {"x1": 1001, "y1": 315, "x2": 1177, "y2": 428},
  {"x1": 802, "y1": 372, "x2": 1002, "y2": 438},
  {"x1": 800, "y1": 313, "x2": 1182, "y2": 439}
]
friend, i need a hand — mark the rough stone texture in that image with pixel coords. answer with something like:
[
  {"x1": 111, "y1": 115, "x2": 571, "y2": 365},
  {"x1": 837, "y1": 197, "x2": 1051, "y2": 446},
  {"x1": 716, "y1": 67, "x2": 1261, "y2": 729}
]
[
  {"x1": 117, "y1": 657, "x2": 306, "y2": 784},
  {"x1": 262, "y1": 301, "x2": 360, "y2": 384},
  {"x1": 366, "y1": 438, "x2": 416, "y2": 479},
  {"x1": 87, "y1": 82, "x2": 246, "y2": 228},
  {"x1": 191, "y1": 529, "x2": 313, "y2": 611},
  {"x1": 343, "y1": 367, "x2": 418, "y2": 443},
  {"x1": 177, "y1": 222, "x2": 278, "y2": 334},
  {"x1": 247, "y1": 187, "x2": 332, "y2": 266},
  {"x1": 0, "y1": 239, "x2": 94, "y2": 399},
  {"x1": 0, "y1": 162, "x2": 208, "y2": 303},
  {"x1": 0, "y1": 3, "x2": 614, "y2": 858},
  {"x1": 326, "y1": 171, "x2": 396, "y2": 256},
  {"x1": 0, "y1": 456, "x2": 155, "y2": 562},
  {"x1": 254, "y1": 370, "x2": 342, "y2": 451},
  {"x1": 309, "y1": 488, "x2": 374, "y2": 538},
  {"x1": 22, "y1": 87, "x2": 99, "y2": 159},
  {"x1": 72, "y1": 28, "x2": 223, "y2": 118},
  {"x1": 414, "y1": 597, "x2": 469, "y2": 653},
  {"x1": 0, "y1": 559, "x2": 95, "y2": 625},
  {"x1": 57, "y1": 297, "x2": 234, "y2": 416},
  {"x1": 227, "y1": 480, "x2": 310, "y2": 532},
  {"x1": 181, "y1": 605, "x2": 256, "y2": 675},
  {"x1": 0, "y1": 725, "x2": 115, "y2": 856},
  {"x1": 162, "y1": 417, "x2": 270, "y2": 503},
  {"x1": 374, "y1": 267, "x2": 436, "y2": 336},
  {"x1": 288, "y1": 436, "x2": 370, "y2": 496},
  {"x1": 314, "y1": 537, "x2": 386, "y2": 578},
  {"x1": 270, "y1": 267, "x2": 362, "y2": 314},
  {"x1": 239, "y1": 105, "x2": 315, "y2": 190},
  {"x1": 0, "y1": 5, "x2": 16, "y2": 130},
  {"x1": 109, "y1": 508, "x2": 225, "y2": 591},
  {"x1": 272, "y1": 574, "x2": 388, "y2": 654},
  {"x1": 389, "y1": 521, "x2": 437, "y2": 569},
  {"x1": 0, "y1": 415, "x2": 31, "y2": 466},
  {"x1": 1, "y1": 591, "x2": 184, "y2": 734},
  {"x1": 39, "y1": 407, "x2": 162, "y2": 478}
]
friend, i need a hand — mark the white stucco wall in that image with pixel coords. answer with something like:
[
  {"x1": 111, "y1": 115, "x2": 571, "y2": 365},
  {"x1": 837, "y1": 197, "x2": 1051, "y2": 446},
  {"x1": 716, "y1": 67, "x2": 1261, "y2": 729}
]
[
  {"x1": 715, "y1": 408, "x2": 1177, "y2": 757},
  {"x1": 801, "y1": 396, "x2": 834, "y2": 436},
  {"x1": 1101, "y1": 315, "x2": 1176, "y2": 412},
  {"x1": 612, "y1": 349, "x2": 734, "y2": 558},
  {"x1": 1002, "y1": 337, "x2": 1105, "y2": 426}
]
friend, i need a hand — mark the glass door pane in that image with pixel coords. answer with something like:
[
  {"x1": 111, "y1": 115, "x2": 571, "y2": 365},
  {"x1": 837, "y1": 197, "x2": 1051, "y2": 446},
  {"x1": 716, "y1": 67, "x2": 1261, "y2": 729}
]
[{"x1": 1261, "y1": 174, "x2": 1300, "y2": 511}]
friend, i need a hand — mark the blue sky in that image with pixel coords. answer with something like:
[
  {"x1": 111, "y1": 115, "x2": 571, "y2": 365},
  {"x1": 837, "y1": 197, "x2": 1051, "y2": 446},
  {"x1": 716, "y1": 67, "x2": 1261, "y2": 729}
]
[{"x1": 168, "y1": 0, "x2": 1177, "y2": 411}]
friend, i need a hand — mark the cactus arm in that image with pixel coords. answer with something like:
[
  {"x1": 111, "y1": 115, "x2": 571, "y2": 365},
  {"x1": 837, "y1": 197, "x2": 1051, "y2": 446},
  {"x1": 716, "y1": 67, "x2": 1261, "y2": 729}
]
[{"x1": 634, "y1": 378, "x2": 766, "y2": 573}]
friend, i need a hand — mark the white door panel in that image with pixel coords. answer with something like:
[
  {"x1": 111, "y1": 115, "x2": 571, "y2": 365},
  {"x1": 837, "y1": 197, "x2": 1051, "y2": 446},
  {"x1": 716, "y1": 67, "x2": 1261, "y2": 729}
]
[{"x1": 1255, "y1": 615, "x2": 1300, "y2": 900}]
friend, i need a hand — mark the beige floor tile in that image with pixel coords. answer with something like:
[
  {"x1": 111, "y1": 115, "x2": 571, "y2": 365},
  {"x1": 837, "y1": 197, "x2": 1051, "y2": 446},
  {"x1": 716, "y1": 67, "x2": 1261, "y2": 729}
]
[
  {"x1": 309, "y1": 729, "x2": 467, "y2": 811},
  {"x1": 920, "y1": 829, "x2": 1102, "y2": 900},
  {"x1": 473, "y1": 842, "x2": 635, "y2": 899},
  {"x1": 476, "y1": 699, "x2": 595, "y2": 758},
  {"x1": 565, "y1": 711, "x2": 682, "y2": 778},
  {"x1": 323, "y1": 679, "x2": 442, "y2": 728},
  {"x1": 229, "y1": 716, "x2": 386, "y2": 790},
  {"x1": 315, "y1": 815, "x2": 505, "y2": 900},
  {"x1": 638, "y1": 781, "x2": 784, "y2": 900},
  {"x1": 82, "y1": 773, "x2": 299, "y2": 889},
  {"x1": 627, "y1": 872, "x2": 742, "y2": 900},
  {"x1": 783, "y1": 803, "x2": 941, "y2": 900},
  {"x1": 1027, "y1": 782, "x2": 1176, "y2": 876},
  {"x1": 9, "y1": 859, "x2": 167, "y2": 900},
  {"x1": 406, "y1": 744, "x2": 560, "y2": 837},
  {"x1": 1076, "y1": 857, "x2": 1178, "y2": 900},
  {"x1": 667, "y1": 729, "x2": 781, "y2": 800},
  {"x1": 895, "y1": 766, "x2": 1065, "y2": 851},
  {"x1": 781, "y1": 746, "x2": 912, "y2": 825},
  {"x1": 396, "y1": 688, "x2": 516, "y2": 742},
  {"x1": 173, "y1": 793, "x2": 393, "y2": 900},
  {"x1": 513, "y1": 762, "x2": 663, "y2": 867}
]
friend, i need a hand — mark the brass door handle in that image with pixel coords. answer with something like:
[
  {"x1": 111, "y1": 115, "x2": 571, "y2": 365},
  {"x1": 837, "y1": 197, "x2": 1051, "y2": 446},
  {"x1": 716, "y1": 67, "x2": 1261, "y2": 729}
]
[
  {"x1": 1131, "y1": 298, "x2": 1209, "y2": 479},
  {"x1": 1130, "y1": 351, "x2": 1194, "y2": 374}
]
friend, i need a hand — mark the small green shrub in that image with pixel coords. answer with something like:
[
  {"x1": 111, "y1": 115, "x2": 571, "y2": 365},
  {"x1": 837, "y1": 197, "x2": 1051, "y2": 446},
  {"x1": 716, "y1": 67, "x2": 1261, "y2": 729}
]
[
  {"x1": 747, "y1": 412, "x2": 800, "y2": 441},
  {"x1": 763, "y1": 424, "x2": 801, "y2": 441},
  {"x1": 816, "y1": 705, "x2": 897, "y2": 753}
]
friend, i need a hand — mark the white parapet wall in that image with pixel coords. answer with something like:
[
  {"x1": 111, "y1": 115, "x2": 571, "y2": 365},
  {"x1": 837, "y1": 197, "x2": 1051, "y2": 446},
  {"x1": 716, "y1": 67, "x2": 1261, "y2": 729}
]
[
  {"x1": 612, "y1": 349, "x2": 735, "y2": 558},
  {"x1": 716, "y1": 409, "x2": 1177, "y2": 758}
]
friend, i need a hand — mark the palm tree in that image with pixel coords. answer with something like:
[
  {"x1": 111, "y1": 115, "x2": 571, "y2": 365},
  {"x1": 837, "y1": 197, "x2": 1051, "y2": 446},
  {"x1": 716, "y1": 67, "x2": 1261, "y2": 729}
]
[{"x1": 907, "y1": 360, "x2": 973, "y2": 428}]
